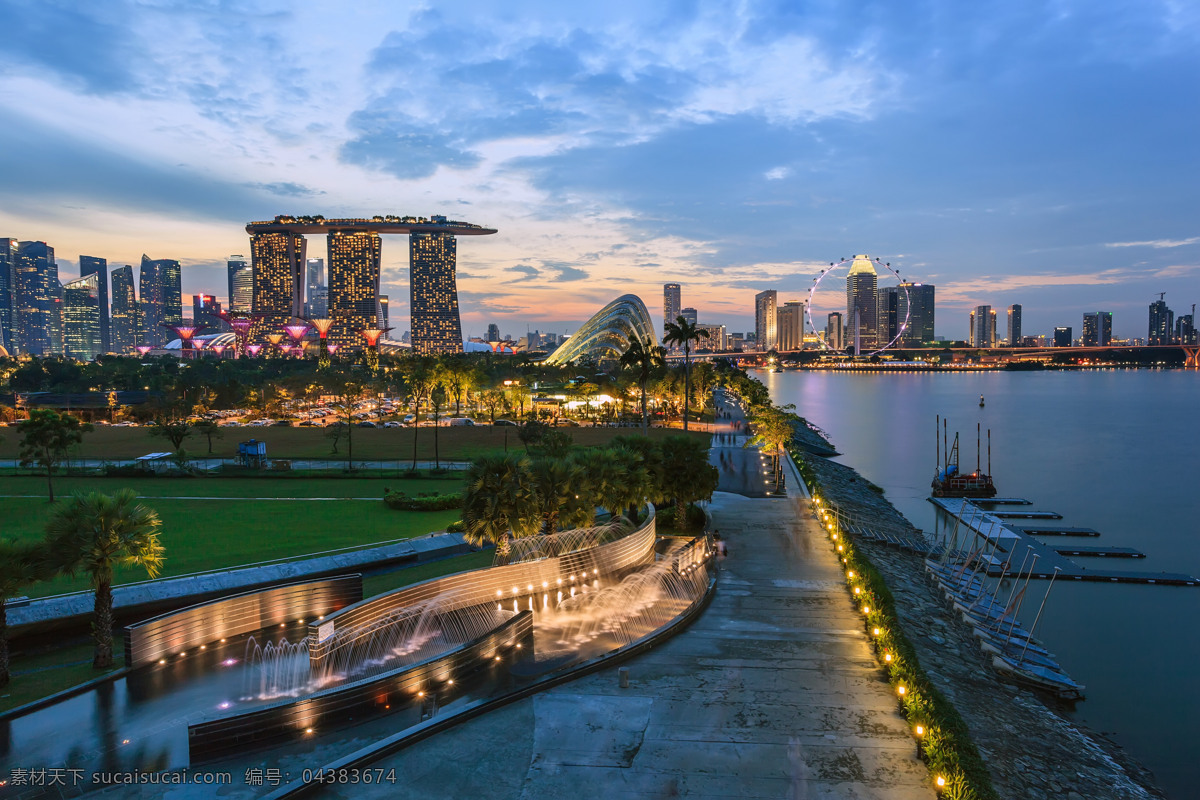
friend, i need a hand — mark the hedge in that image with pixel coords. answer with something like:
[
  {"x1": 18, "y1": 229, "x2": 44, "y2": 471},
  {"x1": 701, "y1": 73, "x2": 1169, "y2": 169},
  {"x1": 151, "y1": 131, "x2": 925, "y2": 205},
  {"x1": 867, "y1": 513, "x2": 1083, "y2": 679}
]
[{"x1": 383, "y1": 489, "x2": 462, "y2": 512}]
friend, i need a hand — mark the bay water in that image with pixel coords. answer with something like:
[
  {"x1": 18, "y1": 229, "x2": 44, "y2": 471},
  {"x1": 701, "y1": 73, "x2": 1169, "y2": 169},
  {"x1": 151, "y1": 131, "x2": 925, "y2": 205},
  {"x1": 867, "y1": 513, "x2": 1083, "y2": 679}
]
[{"x1": 762, "y1": 368, "x2": 1200, "y2": 799}]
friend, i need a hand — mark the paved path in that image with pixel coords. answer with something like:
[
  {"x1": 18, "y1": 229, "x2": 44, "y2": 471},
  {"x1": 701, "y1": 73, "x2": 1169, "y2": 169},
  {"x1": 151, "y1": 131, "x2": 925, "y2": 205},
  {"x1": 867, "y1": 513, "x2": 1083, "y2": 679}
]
[{"x1": 330, "y1": 459, "x2": 934, "y2": 798}]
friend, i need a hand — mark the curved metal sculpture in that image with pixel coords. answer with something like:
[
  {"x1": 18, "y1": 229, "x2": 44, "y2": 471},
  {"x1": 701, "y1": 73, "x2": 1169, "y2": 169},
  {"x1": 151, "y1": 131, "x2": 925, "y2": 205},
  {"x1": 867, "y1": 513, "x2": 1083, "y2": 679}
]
[{"x1": 545, "y1": 294, "x2": 658, "y2": 365}]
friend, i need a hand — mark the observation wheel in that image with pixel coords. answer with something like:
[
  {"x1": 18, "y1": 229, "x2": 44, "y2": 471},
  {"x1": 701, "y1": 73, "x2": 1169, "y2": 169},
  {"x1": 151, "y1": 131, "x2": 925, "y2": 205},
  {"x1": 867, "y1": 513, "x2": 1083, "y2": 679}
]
[{"x1": 805, "y1": 255, "x2": 911, "y2": 356}]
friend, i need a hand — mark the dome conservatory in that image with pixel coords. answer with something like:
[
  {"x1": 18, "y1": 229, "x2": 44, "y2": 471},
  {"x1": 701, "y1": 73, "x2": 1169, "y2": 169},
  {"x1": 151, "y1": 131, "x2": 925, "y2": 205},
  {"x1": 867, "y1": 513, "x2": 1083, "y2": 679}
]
[{"x1": 545, "y1": 294, "x2": 658, "y2": 365}]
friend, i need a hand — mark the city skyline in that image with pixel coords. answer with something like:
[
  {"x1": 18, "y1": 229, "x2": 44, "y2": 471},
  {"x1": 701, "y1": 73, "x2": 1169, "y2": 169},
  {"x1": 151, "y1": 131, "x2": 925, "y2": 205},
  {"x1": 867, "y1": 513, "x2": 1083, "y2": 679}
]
[{"x1": 0, "y1": 2, "x2": 1196, "y2": 340}]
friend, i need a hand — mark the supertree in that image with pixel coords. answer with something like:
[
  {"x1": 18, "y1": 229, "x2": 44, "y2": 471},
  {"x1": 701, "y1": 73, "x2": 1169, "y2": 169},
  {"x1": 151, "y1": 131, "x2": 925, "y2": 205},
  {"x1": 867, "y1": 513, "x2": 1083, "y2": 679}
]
[
  {"x1": 212, "y1": 311, "x2": 259, "y2": 358},
  {"x1": 360, "y1": 326, "x2": 392, "y2": 372},
  {"x1": 210, "y1": 344, "x2": 227, "y2": 358},
  {"x1": 284, "y1": 323, "x2": 311, "y2": 358},
  {"x1": 164, "y1": 324, "x2": 204, "y2": 360},
  {"x1": 136, "y1": 345, "x2": 153, "y2": 357},
  {"x1": 246, "y1": 344, "x2": 264, "y2": 357},
  {"x1": 265, "y1": 333, "x2": 286, "y2": 358},
  {"x1": 307, "y1": 318, "x2": 334, "y2": 367}
]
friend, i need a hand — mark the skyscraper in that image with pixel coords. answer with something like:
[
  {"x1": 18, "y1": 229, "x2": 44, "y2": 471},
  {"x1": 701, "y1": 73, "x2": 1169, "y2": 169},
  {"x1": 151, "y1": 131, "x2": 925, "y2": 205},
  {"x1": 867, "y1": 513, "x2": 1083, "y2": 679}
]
[
  {"x1": 1082, "y1": 312, "x2": 1112, "y2": 346},
  {"x1": 486, "y1": 323, "x2": 501, "y2": 342},
  {"x1": 250, "y1": 233, "x2": 307, "y2": 342},
  {"x1": 138, "y1": 255, "x2": 182, "y2": 346},
  {"x1": 15, "y1": 241, "x2": 62, "y2": 356},
  {"x1": 1054, "y1": 326, "x2": 1073, "y2": 347},
  {"x1": 305, "y1": 257, "x2": 328, "y2": 316},
  {"x1": 327, "y1": 230, "x2": 381, "y2": 348},
  {"x1": 826, "y1": 312, "x2": 844, "y2": 351},
  {"x1": 877, "y1": 286, "x2": 900, "y2": 346},
  {"x1": 776, "y1": 301, "x2": 804, "y2": 351},
  {"x1": 227, "y1": 256, "x2": 252, "y2": 313},
  {"x1": 193, "y1": 294, "x2": 224, "y2": 333},
  {"x1": 754, "y1": 290, "x2": 777, "y2": 351},
  {"x1": 845, "y1": 255, "x2": 878, "y2": 353},
  {"x1": 970, "y1": 305, "x2": 996, "y2": 347},
  {"x1": 663, "y1": 283, "x2": 681, "y2": 335},
  {"x1": 1148, "y1": 298, "x2": 1173, "y2": 345},
  {"x1": 0, "y1": 238, "x2": 15, "y2": 353},
  {"x1": 898, "y1": 283, "x2": 935, "y2": 347},
  {"x1": 79, "y1": 255, "x2": 110, "y2": 354},
  {"x1": 1176, "y1": 314, "x2": 1196, "y2": 345},
  {"x1": 681, "y1": 307, "x2": 698, "y2": 325},
  {"x1": 111, "y1": 265, "x2": 141, "y2": 353},
  {"x1": 1007, "y1": 304, "x2": 1022, "y2": 347},
  {"x1": 409, "y1": 230, "x2": 463, "y2": 354},
  {"x1": 379, "y1": 294, "x2": 389, "y2": 331},
  {"x1": 62, "y1": 273, "x2": 101, "y2": 361}
]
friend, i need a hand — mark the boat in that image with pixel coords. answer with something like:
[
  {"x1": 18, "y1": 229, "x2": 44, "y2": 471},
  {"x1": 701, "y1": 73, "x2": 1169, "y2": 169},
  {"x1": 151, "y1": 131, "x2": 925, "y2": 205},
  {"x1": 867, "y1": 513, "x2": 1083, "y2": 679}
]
[
  {"x1": 980, "y1": 394, "x2": 985, "y2": 407},
  {"x1": 992, "y1": 653, "x2": 1085, "y2": 700},
  {"x1": 931, "y1": 419, "x2": 997, "y2": 498}
]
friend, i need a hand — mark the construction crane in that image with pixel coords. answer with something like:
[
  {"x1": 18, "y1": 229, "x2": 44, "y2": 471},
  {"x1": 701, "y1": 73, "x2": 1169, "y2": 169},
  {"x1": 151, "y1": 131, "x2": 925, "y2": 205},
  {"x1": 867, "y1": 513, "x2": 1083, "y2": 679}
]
[{"x1": 1158, "y1": 292, "x2": 1166, "y2": 302}]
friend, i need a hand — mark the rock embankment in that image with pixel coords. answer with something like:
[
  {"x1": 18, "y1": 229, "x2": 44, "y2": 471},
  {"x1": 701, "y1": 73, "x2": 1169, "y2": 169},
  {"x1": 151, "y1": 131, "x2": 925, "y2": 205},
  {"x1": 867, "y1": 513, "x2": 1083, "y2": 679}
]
[
  {"x1": 807, "y1": 455, "x2": 1165, "y2": 800},
  {"x1": 790, "y1": 419, "x2": 839, "y2": 456}
]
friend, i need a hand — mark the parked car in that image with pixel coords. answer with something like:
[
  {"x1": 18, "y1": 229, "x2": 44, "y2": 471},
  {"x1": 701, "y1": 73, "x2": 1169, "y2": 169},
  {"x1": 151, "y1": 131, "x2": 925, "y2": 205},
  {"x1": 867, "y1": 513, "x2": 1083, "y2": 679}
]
[
  {"x1": 272, "y1": 420, "x2": 292, "y2": 427},
  {"x1": 403, "y1": 414, "x2": 415, "y2": 423},
  {"x1": 493, "y1": 419, "x2": 518, "y2": 426},
  {"x1": 356, "y1": 421, "x2": 378, "y2": 428},
  {"x1": 446, "y1": 418, "x2": 475, "y2": 427},
  {"x1": 299, "y1": 421, "x2": 317, "y2": 427},
  {"x1": 383, "y1": 421, "x2": 402, "y2": 428}
]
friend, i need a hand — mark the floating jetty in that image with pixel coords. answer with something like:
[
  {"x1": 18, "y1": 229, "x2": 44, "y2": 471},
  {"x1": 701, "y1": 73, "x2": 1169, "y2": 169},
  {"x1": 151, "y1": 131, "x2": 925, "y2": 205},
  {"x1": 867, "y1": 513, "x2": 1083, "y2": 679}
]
[
  {"x1": 976, "y1": 498, "x2": 1034, "y2": 506},
  {"x1": 992, "y1": 510, "x2": 1064, "y2": 520},
  {"x1": 929, "y1": 497, "x2": 1199, "y2": 586}
]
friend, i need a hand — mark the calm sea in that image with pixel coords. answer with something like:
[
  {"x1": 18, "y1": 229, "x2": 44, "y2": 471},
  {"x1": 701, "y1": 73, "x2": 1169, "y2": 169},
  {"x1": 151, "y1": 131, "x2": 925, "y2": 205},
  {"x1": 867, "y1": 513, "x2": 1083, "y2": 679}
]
[{"x1": 761, "y1": 368, "x2": 1200, "y2": 799}]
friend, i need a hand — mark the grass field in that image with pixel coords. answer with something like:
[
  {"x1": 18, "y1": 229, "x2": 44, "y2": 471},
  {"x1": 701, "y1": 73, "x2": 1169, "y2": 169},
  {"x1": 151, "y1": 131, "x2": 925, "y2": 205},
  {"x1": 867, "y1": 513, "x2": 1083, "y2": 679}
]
[
  {"x1": 0, "y1": 423, "x2": 708, "y2": 462},
  {"x1": 3, "y1": 475, "x2": 464, "y2": 597},
  {"x1": 0, "y1": 549, "x2": 495, "y2": 713}
]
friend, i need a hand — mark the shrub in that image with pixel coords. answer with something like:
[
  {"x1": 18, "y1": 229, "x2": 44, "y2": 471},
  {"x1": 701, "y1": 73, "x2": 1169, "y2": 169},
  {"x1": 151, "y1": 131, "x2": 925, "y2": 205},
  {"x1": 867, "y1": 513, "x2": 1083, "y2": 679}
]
[{"x1": 383, "y1": 489, "x2": 461, "y2": 512}]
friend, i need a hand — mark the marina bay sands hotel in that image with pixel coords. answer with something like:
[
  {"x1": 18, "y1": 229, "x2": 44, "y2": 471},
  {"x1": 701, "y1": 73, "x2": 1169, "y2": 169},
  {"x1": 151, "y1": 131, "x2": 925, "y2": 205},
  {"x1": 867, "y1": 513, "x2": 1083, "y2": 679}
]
[{"x1": 245, "y1": 215, "x2": 496, "y2": 353}]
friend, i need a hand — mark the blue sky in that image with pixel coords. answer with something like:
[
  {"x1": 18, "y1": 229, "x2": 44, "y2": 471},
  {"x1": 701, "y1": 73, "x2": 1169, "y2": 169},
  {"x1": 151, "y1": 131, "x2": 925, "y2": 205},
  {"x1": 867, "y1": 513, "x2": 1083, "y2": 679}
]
[{"x1": 0, "y1": 0, "x2": 1197, "y2": 340}]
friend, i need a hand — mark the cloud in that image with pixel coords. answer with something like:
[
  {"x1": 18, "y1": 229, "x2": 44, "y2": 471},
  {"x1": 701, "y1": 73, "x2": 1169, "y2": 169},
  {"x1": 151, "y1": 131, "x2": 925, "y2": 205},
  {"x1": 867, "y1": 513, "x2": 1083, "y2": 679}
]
[
  {"x1": 339, "y1": 110, "x2": 482, "y2": 179},
  {"x1": 505, "y1": 264, "x2": 541, "y2": 282},
  {"x1": 1105, "y1": 237, "x2": 1199, "y2": 249},
  {"x1": 764, "y1": 167, "x2": 791, "y2": 181},
  {"x1": 0, "y1": 2, "x2": 141, "y2": 93},
  {"x1": 245, "y1": 182, "x2": 326, "y2": 198},
  {"x1": 1152, "y1": 263, "x2": 1200, "y2": 278}
]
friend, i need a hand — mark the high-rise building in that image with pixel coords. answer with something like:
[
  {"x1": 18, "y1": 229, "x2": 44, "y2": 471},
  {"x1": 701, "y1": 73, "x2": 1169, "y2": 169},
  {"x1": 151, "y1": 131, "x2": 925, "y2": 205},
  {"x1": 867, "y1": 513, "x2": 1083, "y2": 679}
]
[
  {"x1": 754, "y1": 290, "x2": 777, "y2": 351},
  {"x1": 193, "y1": 294, "x2": 224, "y2": 333},
  {"x1": 826, "y1": 312, "x2": 844, "y2": 351},
  {"x1": 696, "y1": 323, "x2": 725, "y2": 351},
  {"x1": 1054, "y1": 326, "x2": 1073, "y2": 347},
  {"x1": 486, "y1": 323, "x2": 501, "y2": 342},
  {"x1": 14, "y1": 241, "x2": 62, "y2": 356},
  {"x1": 776, "y1": 300, "x2": 805, "y2": 351},
  {"x1": 62, "y1": 273, "x2": 101, "y2": 361},
  {"x1": 409, "y1": 230, "x2": 463, "y2": 354},
  {"x1": 1006, "y1": 304, "x2": 1022, "y2": 347},
  {"x1": 227, "y1": 256, "x2": 252, "y2": 313},
  {"x1": 729, "y1": 332, "x2": 745, "y2": 351},
  {"x1": 897, "y1": 283, "x2": 934, "y2": 347},
  {"x1": 79, "y1": 255, "x2": 110, "y2": 354},
  {"x1": 111, "y1": 265, "x2": 141, "y2": 353},
  {"x1": 250, "y1": 233, "x2": 307, "y2": 342},
  {"x1": 138, "y1": 255, "x2": 182, "y2": 346},
  {"x1": 379, "y1": 294, "x2": 389, "y2": 330},
  {"x1": 877, "y1": 287, "x2": 900, "y2": 346},
  {"x1": 680, "y1": 307, "x2": 697, "y2": 325},
  {"x1": 1148, "y1": 298, "x2": 1174, "y2": 345},
  {"x1": 305, "y1": 257, "x2": 326, "y2": 316},
  {"x1": 1082, "y1": 311, "x2": 1112, "y2": 347},
  {"x1": 970, "y1": 305, "x2": 996, "y2": 347},
  {"x1": 663, "y1": 283, "x2": 681, "y2": 335},
  {"x1": 326, "y1": 230, "x2": 381, "y2": 348},
  {"x1": 0, "y1": 238, "x2": 16, "y2": 353},
  {"x1": 845, "y1": 255, "x2": 878, "y2": 353},
  {"x1": 1176, "y1": 314, "x2": 1196, "y2": 345}
]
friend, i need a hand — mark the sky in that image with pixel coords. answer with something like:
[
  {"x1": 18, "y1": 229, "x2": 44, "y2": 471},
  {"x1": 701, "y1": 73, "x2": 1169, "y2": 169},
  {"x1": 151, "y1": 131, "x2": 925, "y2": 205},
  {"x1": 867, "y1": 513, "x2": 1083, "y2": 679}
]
[{"x1": 1, "y1": 0, "x2": 1198, "y2": 341}]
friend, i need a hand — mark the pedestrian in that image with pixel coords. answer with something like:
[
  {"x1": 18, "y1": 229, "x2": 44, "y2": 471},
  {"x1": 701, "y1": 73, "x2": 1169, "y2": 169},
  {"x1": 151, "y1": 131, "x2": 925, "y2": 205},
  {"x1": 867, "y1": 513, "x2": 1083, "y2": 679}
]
[{"x1": 713, "y1": 532, "x2": 728, "y2": 558}]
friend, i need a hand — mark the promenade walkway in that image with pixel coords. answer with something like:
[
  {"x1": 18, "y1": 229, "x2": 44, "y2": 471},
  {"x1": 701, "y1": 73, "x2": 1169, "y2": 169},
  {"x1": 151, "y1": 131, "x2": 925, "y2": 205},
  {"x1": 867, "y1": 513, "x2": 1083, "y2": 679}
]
[{"x1": 335, "y1": 440, "x2": 933, "y2": 798}]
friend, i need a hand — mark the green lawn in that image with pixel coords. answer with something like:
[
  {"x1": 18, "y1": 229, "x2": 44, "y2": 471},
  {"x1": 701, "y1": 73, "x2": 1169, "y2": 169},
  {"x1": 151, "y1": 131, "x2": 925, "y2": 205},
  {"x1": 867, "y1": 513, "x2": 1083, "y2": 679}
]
[
  {"x1": 0, "y1": 474, "x2": 462, "y2": 499},
  {"x1": 5, "y1": 494, "x2": 461, "y2": 598},
  {"x1": 0, "y1": 423, "x2": 709, "y2": 462}
]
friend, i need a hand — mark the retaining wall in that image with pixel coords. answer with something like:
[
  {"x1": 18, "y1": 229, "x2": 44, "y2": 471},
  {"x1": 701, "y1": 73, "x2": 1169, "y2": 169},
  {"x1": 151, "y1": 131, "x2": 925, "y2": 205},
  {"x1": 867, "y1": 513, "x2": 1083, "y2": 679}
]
[
  {"x1": 308, "y1": 507, "x2": 656, "y2": 668},
  {"x1": 188, "y1": 610, "x2": 533, "y2": 763},
  {"x1": 123, "y1": 575, "x2": 362, "y2": 669}
]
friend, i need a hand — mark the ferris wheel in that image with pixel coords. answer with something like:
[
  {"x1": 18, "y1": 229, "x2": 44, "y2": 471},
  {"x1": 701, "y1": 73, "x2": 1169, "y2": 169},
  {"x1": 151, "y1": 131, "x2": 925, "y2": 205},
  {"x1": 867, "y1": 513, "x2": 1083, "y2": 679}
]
[{"x1": 804, "y1": 255, "x2": 911, "y2": 356}]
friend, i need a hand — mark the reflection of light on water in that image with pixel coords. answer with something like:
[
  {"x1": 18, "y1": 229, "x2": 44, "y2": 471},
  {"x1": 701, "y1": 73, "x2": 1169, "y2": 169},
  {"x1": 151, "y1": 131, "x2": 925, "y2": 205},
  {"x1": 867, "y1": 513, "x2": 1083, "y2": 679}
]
[{"x1": 218, "y1": 701, "x2": 231, "y2": 710}]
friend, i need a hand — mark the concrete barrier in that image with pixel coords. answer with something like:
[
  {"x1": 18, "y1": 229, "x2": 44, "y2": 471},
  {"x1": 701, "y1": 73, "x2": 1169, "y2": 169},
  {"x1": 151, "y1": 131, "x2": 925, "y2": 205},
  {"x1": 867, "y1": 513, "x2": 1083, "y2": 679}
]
[
  {"x1": 187, "y1": 610, "x2": 533, "y2": 763},
  {"x1": 123, "y1": 575, "x2": 362, "y2": 669},
  {"x1": 307, "y1": 507, "x2": 656, "y2": 669}
]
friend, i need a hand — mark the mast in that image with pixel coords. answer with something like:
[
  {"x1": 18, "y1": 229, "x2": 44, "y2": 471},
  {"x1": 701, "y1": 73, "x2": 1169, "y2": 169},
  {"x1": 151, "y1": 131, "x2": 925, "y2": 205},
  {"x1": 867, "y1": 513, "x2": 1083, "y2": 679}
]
[
  {"x1": 977, "y1": 422, "x2": 981, "y2": 473},
  {"x1": 936, "y1": 414, "x2": 941, "y2": 473},
  {"x1": 988, "y1": 429, "x2": 992, "y2": 475}
]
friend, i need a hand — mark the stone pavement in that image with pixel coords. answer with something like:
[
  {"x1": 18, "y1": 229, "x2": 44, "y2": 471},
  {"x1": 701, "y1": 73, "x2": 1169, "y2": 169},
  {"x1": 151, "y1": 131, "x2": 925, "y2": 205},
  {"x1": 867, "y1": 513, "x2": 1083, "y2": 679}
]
[{"x1": 327, "y1": 479, "x2": 934, "y2": 798}]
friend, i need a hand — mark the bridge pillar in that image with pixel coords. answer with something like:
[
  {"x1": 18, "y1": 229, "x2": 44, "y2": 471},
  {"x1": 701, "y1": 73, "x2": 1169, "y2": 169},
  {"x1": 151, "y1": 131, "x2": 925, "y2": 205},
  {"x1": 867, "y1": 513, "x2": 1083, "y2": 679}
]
[{"x1": 1184, "y1": 346, "x2": 1199, "y2": 368}]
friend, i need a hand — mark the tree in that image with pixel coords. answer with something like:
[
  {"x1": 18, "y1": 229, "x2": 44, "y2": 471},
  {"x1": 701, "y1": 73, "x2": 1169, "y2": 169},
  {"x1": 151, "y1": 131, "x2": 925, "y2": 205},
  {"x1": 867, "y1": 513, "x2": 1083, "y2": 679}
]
[
  {"x1": 542, "y1": 429, "x2": 575, "y2": 458},
  {"x1": 528, "y1": 457, "x2": 588, "y2": 535},
  {"x1": 747, "y1": 404, "x2": 795, "y2": 487},
  {"x1": 658, "y1": 434, "x2": 719, "y2": 530},
  {"x1": 0, "y1": 539, "x2": 53, "y2": 686},
  {"x1": 18, "y1": 409, "x2": 93, "y2": 502},
  {"x1": 405, "y1": 358, "x2": 436, "y2": 469},
  {"x1": 663, "y1": 316, "x2": 710, "y2": 431},
  {"x1": 192, "y1": 418, "x2": 224, "y2": 455},
  {"x1": 149, "y1": 419, "x2": 191, "y2": 452},
  {"x1": 619, "y1": 335, "x2": 666, "y2": 434},
  {"x1": 46, "y1": 490, "x2": 164, "y2": 669},
  {"x1": 518, "y1": 419, "x2": 548, "y2": 453},
  {"x1": 430, "y1": 383, "x2": 448, "y2": 469},
  {"x1": 461, "y1": 453, "x2": 540, "y2": 563},
  {"x1": 480, "y1": 389, "x2": 505, "y2": 424},
  {"x1": 328, "y1": 375, "x2": 365, "y2": 469}
]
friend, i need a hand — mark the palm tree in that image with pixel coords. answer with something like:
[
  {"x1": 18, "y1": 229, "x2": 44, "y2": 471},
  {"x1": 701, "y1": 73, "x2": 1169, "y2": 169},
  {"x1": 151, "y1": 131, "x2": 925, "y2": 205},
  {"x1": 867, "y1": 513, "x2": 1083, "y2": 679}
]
[
  {"x1": 528, "y1": 458, "x2": 588, "y2": 536},
  {"x1": 619, "y1": 335, "x2": 666, "y2": 434},
  {"x1": 663, "y1": 316, "x2": 710, "y2": 431},
  {"x1": 659, "y1": 435, "x2": 720, "y2": 531},
  {"x1": 462, "y1": 453, "x2": 540, "y2": 563},
  {"x1": 47, "y1": 490, "x2": 165, "y2": 669},
  {"x1": 0, "y1": 539, "x2": 53, "y2": 686}
]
